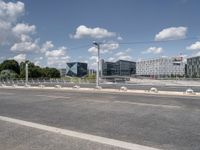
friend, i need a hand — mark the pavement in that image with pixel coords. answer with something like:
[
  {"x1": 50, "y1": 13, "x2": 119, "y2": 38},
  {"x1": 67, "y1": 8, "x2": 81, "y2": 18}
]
[{"x1": 0, "y1": 88, "x2": 200, "y2": 150}]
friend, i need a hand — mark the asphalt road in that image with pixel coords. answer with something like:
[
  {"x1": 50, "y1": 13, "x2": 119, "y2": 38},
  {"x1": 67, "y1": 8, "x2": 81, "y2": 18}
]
[{"x1": 0, "y1": 88, "x2": 200, "y2": 150}]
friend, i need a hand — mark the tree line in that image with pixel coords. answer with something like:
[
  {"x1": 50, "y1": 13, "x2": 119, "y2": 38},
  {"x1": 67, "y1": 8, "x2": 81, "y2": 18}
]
[{"x1": 0, "y1": 60, "x2": 60, "y2": 80}]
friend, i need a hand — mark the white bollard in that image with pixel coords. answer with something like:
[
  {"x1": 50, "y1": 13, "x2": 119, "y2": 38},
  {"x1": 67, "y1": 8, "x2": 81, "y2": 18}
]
[
  {"x1": 120, "y1": 86, "x2": 127, "y2": 91},
  {"x1": 39, "y1": 84, "x2": 45, "y2": 88},
  {"x1": 95, "y1": 86, "x2": 102, "y2": 90},
  {"x1": 55, "y1": 85, "x2": 62, "y2": 88},
  {"x1": 73, "y1": 85, "x2": 80, "y2": 89},
  {"x1": 185, "y1": 88, "x2": 195, "y2": 95},
  {"x1": 150, "y1": 87, "x2": 158, "y2": 93}
]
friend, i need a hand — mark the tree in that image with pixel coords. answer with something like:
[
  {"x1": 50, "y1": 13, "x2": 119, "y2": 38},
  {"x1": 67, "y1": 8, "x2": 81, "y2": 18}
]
[
  {"x1": 0, "y1": 60, "x2": 20, "y2": 74},
  {"x1": 0, "y1": 59, "x2": 61, "y2": 79},
  {"x1": 29, "y1": 66, "x2": 43, "y2": 78},
  {"x1": 0, "y1": 70, "x2": 18, "y2": 80},
  {"x1": 43, "y1": 67, "x2": 60, "y2": 78}
]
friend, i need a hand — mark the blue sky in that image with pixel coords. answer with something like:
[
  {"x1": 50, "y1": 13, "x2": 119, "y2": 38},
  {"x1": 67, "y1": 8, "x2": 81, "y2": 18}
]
[{"x1": 0, "y1": 0, "x2": 200, "y2": 68}]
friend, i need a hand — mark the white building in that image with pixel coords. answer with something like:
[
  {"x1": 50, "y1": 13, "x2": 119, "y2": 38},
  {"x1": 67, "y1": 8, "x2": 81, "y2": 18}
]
[{"x1": 136, "y1": 57, "x2": 185, "y2": 77}]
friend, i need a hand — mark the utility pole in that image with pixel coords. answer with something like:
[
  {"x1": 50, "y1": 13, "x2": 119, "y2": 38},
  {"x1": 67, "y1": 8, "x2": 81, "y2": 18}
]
[
  {"x1": 93, "y1": 41, "x2": 100, "y2": 88},
  {"x1": 25, "y1": 63, "x2": 28, "y2": 86}
]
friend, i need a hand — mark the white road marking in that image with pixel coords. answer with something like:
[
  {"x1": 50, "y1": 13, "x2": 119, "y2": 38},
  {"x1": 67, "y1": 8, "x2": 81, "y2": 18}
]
[
  {"x1": 35, "y1": 95, "x2": 70, "y2": 99},
  {"x1": 114, "y1": 101, "x2": 181, "y2": 109},
  {"x1": 0, "y1": 115, "x2": 161, "y2": 150}
]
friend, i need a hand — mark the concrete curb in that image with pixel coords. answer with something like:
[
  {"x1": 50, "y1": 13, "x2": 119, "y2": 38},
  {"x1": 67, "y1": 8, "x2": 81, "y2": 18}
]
[{"x1": 0, "y1": 85, "x2": 200, "y2": 97}]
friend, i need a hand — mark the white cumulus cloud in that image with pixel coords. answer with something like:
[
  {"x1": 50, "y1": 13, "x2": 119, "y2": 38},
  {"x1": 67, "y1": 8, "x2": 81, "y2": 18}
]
[
  {"x1": 41, "y1": 41, "x2": 54, "y2": 53},
  {"x1": 89, "y1": 56, "x2": 98, "y2": 61},
  {"x1": 45, "y1": 47, "x2": 66, "y2": 57},
  {"x1": 45, "y1": 47, "x2": 70, "y2": 68},
  {"x1": 186, "y1": 41, "x2": 200, "y2": 50},
  {"x1": 155, "y1": 26, "x2": 187, "y2": 41},
  {"x1": 0, "y1": 0, "x2": 24, "y2": 23},
  {"x1": 143, "y1": 47, "x2": 163, "y2": 54},
  {"x1": 11, "y1": 40, "x2": 40, "y2": 52},
  {"x1": 72, "y1": 25, "x2": 116, "y2": 39},
  {"x1": 88, "y1": 42, "x2": 119, "y2": 55},
  {"x1": 13, "y1": 53, "x2": 26, "y2": 63},
  {"x1": 0, "y1": 1, "x2": 39, "y2": 49},
  {"x1": 114, "y1": 50, "x2": 132, "y2": 61},
  {"x1": 12, "y1": 23, "x2": 36, "y2": 35}
]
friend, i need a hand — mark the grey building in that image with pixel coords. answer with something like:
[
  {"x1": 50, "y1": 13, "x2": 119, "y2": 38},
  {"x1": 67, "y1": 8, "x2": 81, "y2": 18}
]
[
  {"x1": 137, "y1": 57, "x2": 185, "y2": 77},
  {"x1": 66, "y1": 62, "x2": 88, "y2": 77},
  {"x1": 102, "y1": 60, "x2": 136, "y2": 76},
  {"x1": 187, "y1": 56, "x2": 200, "y2": 78}
]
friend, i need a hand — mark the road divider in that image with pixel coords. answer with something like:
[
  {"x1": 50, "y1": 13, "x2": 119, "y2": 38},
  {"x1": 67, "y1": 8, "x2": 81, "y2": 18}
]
[{"x1": 0, "y1": 85, "x2": 200, "y2": 97}]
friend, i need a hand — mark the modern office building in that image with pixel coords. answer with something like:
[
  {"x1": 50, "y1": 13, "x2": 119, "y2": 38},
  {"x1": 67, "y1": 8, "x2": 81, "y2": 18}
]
[
  {"x1": 187, "y1": 56, "x2": 200, "y2": 78},
  {"x1": 66, "y1": 62, "x2": 88, "y2": 77},
  {"x1": 102, "y1": 60, "x2": 136, "y2": 76},
  {"x1": 136, "y1": 57, "x2": 185, "y2": 77}
]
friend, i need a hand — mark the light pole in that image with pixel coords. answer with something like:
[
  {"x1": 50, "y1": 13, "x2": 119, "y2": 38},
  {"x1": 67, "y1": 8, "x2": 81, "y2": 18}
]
[
  {"x1": 93, "y1": 41, "x2": 100, "y2": 88},
  {"x1": 25, "y1": 62, "x2": 28, "y2": 86}
]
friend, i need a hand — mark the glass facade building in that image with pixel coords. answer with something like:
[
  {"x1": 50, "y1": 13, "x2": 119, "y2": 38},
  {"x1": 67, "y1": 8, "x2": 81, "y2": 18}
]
[
  {"x1": 102, "y1": 60, "x2": 136, "y2": 76},
  {"x1": 187, "y1": 56, "x2": 200, "y2": 78},
  {"x1": 66, "y1": 62, "x2": 88, "y2": 77}
]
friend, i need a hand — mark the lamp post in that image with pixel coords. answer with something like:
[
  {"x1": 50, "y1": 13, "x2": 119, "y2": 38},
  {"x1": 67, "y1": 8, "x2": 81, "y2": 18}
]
[
  {"x1": 25, "y1": 63, "x2": 28, "y2": 86},
  {"x1": 93, "y1": 41, "x2": 100, "y2": 88}
]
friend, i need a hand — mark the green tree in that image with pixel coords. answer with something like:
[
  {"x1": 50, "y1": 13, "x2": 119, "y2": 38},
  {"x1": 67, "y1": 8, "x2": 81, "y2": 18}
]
[
  {"x1": 43, "y1": 67, "x2": 60, "y2": 78},
  {"x1": 0, "y1": 60, "x2": 20, "y2": 74},
  {"x1": 0, "y1": 69, "x2": 18, "y2": 80},
  {"x1": 29, "y1": 66, "x2": 43, "y2": 78}
]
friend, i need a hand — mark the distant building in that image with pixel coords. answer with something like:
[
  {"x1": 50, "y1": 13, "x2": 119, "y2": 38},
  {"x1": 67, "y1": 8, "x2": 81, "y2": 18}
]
[
  {"x1": 136, "y1": 57, "x2": 185, "y2": 77},
  {"x1": 66, "y1": 62, "x2": 88, "y2": 77},
  {"x1": 102, "y1": 60, "x2": 136, "y2": 76},
  {"x1": 88, "y1": 69, "x2": 96, "y2": 75},
  {"x1": 60, "y1": 68, "x2": 66, "y2": 77},
  {"x1": 187, "y1": 56, "x2": 200, "y2": 78}
]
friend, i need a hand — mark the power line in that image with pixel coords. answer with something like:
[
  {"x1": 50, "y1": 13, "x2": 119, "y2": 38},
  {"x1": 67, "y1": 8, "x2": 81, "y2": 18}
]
[
  {"x1": 117, "y1": 37, "x2": 199, "y2": 45},
  {"x1": 66, "y1": 36, "x2": 199, "y2": 51}
]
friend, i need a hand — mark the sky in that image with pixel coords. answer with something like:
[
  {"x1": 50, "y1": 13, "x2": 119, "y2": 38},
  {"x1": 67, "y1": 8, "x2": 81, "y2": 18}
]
[{"x1": 0, "y1": 0, "x2": 200, "y2": 69}]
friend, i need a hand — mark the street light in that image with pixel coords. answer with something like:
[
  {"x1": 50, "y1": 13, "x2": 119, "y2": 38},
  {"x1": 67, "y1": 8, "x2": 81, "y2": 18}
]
[
  {"x1": 25, "y1": 62, "x2": 30, "y2": 86},
  {"x1": 25, "y1": 63, "x2": 28, "y2": 86},
  {"x1": 93, "y1": 41, "x2": 100, "y2": 88}
]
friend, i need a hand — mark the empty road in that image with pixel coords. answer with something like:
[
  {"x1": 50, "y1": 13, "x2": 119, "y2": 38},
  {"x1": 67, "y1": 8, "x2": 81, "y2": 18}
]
[{"x1": 0, "y1": 88, "x2": 200, "y2": 150}]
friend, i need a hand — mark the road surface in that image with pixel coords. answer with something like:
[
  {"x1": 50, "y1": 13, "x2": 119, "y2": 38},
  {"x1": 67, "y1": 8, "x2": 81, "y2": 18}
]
[{"x1": 0, "y1": 88, "x2": 200, "y2": 150}]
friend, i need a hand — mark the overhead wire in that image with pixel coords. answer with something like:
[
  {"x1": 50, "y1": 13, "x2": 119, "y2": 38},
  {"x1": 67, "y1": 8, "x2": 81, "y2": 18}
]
[{"x1": 66, "y1": 36, "x2": 199, "y2": 51}]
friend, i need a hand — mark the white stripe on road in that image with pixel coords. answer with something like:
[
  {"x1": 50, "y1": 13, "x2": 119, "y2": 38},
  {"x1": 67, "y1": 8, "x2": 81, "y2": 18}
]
[
  {"x1": 35, "y1": 95, "x2": 70, "y2": 99},
  {"x1": 0, "y1": 116, "x2": 161, "y2": 150},
  {"x1": 114, "y1": 101, "x2": 181, "y2": 109}
]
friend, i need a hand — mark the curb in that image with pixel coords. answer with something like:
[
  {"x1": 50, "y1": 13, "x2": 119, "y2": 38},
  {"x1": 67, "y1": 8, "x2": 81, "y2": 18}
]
[{"x1": 0, "y1": 85, "x2": 200, "y2": 97}]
